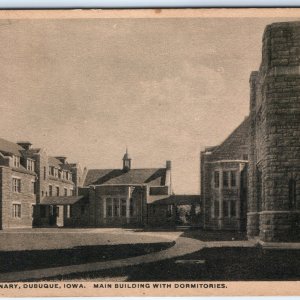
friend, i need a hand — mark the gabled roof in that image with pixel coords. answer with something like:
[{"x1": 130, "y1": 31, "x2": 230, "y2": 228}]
[
  {"x1": 150, "y1": 195, "x2": 201, "y2": 205},
  {"x1": 0, "y1": 137, "x2": 24, "y2": 156},
  {"x1": 48, "y1": 156, "x2": 62, "y2": 168},
  {"x1": 40, "y1": 195, "x2": 85, "y2": 205},
  {"x1": 209, "y1": 116, "x2": 250, "y2": 160},
  {"x1": 84, "y1": 168, "x2": 166, "y2": 187}
]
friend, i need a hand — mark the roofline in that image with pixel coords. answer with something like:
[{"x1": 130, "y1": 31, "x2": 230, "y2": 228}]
[
  {"x1": 208, "y1": 116, "x2": 250, "y2": 155},
  {"x1": 205, "y1": 159, "x2": 248, "y2": 164},
  {"x1": 87, "y1": 167, "x2": 166, "y2": 171},
  {"x1": 89, "y1": 184, "x2": 147, "y2": 188}
]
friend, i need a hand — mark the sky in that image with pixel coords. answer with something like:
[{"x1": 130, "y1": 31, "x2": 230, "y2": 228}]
[{"x1": 0, "y1": 16, "x2": 298, "y2": 194}]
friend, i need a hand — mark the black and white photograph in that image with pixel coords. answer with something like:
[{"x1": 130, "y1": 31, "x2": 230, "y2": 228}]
[{"x1": 0, "y1": 8, "x2": 299, "y2": 296}]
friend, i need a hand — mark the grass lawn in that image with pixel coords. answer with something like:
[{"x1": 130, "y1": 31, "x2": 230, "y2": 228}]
[
  {"x1": 181, "y1": 229, "x2": 248, "y2": 241},
  {"x1": 0, "y1": 242, "x2": 174, "y2": 273},
  {"x1": 49, "y1": 246, "x2": 300, "y2": 281}
]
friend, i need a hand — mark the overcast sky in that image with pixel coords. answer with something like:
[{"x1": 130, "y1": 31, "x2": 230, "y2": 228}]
[{"x1": 0, "y1": 16, "x2": 298, "y2": 194}]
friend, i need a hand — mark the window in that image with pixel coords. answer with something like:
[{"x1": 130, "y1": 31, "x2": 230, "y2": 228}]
[
  {"x1": 121, "y1": 199, "x2": 127, "y2": 217},
  {"x1": 44, "y1": 167, "x2": 47, "y2": 180},
  {"x1": 49, "y1": 166, "x2": 55, "y2": 176},
  {"x1": 13, "y1": 156, "x2": 20, "y2": 168},
  {"x1": 230, "y1": 201, "x2": 236, "y2": 217},
  {"x1": 224, "y1": 201, "x2": 229, "y2": 217},
  {"x1": 40, "y1": 206, "x2": 46, "y2": 218},
  {"x1": 27, "y1": 159, "x2": 35, "y2": 171},
  {"x1": 66, "y1": 205, "x2": 72, "y2": 218},
  {"x1": 64, "y1": 188, "x2": 68, "y2": 196},
  {"x1": 289, "y1": 179, "x2": 297, "y2": 210},
  {"x1": 70, "y1": 189, "x2": 75, "y2": 196},
  {"x1": 12, "y1": 178, "x2": 21, "y2": 193},
  {"x1": 223, "y1": 171, "x2": 229, "y2": 187},
  {"x1": 230, "y1": 171, "x2": 237, "y2": 187},
  {"x1": 130, "y1": 198, "x2": 134, "y2": 216},
  {"x1": 113, "y1": 198, "x2": 119, "y2": 217},
  {"x1": 214, "y1": 201, "x2": 219, "y2": 217},
  {"x1": 49, "y1": 185, "x2": 53, "y2": 196},
  {"x1": 31, "y1": 181, "x2": 36, "y2": 194},
  {"x1": 214, "y1": 171, "x2": 220, "y2": 188},
  {"x1": 243, "y1": 154, "x2": 248, "y2": 160},
  {"x1": 106, "y1": 198, "x2": 112, "y2": 217},
  {"x1": 12, "y1": 204, "x2": 21, "y2": 218},
  {"x1": 56, "y1": 187, "x2": 59, "y2": 196}
]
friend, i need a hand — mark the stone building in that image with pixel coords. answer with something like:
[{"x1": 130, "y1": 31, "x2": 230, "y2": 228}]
[
  {"x1": 200, "y1": 117, "x2": 249, "y2": 231},
  {"x1": 147, "y1": 195, "x2": 201, "y2": 227},
  {"x1": 83, "y1": 150, "x2": 172, "y2": 227},
  {"x1": 0, "y1": 138, "x2": 86, "y2": 229},
  {"x1": 247, "y1": 22, "x2": 300, "y2": 242}
]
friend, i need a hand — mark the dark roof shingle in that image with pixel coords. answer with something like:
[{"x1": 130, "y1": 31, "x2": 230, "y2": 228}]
[
  {"x1": 40, "y1": 195, "x2": 84, "y2": 205},
  {"x1": 84, "y1": 168, "x2": 166, "y2": 186},
  {"x1": 0, "y1": 138, "x2": 24, "y2": 156}
]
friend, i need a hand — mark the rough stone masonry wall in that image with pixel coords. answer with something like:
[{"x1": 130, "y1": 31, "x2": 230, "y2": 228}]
[
  {"x1": 0, "y1": 167, "x2": 36, "y2": 229},
  {"x1": 248, "y1": 22, "x2": 300, "y2": 242}
]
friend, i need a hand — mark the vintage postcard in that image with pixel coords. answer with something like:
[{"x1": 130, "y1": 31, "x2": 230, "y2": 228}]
[{"x1": 0, "y1": 8, "x2": 299, "y2": 297}]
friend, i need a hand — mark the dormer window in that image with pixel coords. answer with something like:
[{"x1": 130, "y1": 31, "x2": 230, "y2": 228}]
[
  {"x1": 13, "y1": 156, "x2": 20, "y2": 168},
  {"x1": 27, "y1": 159, "x2": 35, "y2": 172},
  {"x1": 49, "y1": 166, "x2": 55, "y2": 176}
]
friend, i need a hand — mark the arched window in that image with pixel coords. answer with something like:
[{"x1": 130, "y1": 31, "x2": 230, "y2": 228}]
[{"x1": 289, "y1": 179, "x2": 297, "y2": 210}]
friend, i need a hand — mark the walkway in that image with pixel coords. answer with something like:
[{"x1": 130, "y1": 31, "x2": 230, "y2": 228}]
[{"x1": 0, "y1": 230, "x2": 204, "y2": 282}]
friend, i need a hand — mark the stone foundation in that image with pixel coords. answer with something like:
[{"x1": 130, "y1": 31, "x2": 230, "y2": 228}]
[
  {"x1": 259, "y1": 211, "x2": 300, "y2": 242},
  {"x1": 247, "y1": 212, "x2": 260, "y2": 237}
]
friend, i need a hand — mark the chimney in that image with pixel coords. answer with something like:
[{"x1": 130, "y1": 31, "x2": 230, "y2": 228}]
[
  {"x1": 55, "y1": 156, "x2": 67, "y2": 164},
  {"x1": 166, "y1": 160, "x2": 171, "y2": 170},
  {"x1": 17, "y1": 141, "x2": 32, "y2": 150}
]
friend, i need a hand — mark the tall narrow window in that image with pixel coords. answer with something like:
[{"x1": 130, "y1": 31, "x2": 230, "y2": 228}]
[
  {"x1": 106, "y1": 198, "x2": 112, "y2": 217},
  {"x1": 130, "y1": 198, "x2": 134, "y2": 216},
  {"x1": 56, "y1": 186, "x2": 59, "y2": 196},
  {"x1": 224, "y1": 201, "x2": 229, "y2": 217},
  {"x1": 44, "y1": 167, "x2": 47, "y2": 180},
  {"x1": 13, "y1": 156, "x2": 20, "y2": 168},
  {"x1": 121, "y1": 199, "x2": 127, "y2": 217},
  {"x1": 214, "y1": 171, "x2": 220, "y2": 188},
  {"x1": 113, "y1": 198, "x2": 119, "y2": 217},
  {"x1": 289, "y1": 179, "x2": 297, "y2": 210},
  {"x1": 12, "y1": 204, "x2": 21, "y2": 218},
  {"x1": 64, "y1": 188, "x2": 68, "y2": 196},
  {"x1": 31, "y1": 181, "x2": 36, "y2": 194},
  {"x1": 214, "y1": 201, "x2": 219, "y2": 218},
  {"x1": 230, "y1": 171, "x2": 237, "y2": 187},
  {"x1": 12, "y1": 178, "x2": 21, "y2": 193},
  {"x1": 230, "y1": 201, "x2": 236, "y2": 217},
  {"x1": 223, "y1": 171, "x2": 229, "y2": 187},
  {"x1": 49, "y1": 185, "x2": 53, "y2": 196}
]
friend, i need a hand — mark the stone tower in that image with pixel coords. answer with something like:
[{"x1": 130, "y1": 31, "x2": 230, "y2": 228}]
[{"x1": 247, "y1": 22, "x2": 300, "y2": 242}]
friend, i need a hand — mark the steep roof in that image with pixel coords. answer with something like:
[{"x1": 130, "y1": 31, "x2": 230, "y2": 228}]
[
  {"x1": 84, "y1": 168, "x2": 166, "y2": 187},
  {"x1": 48, "y1": 156, "x2": 62, "y2": 168},
  {"x1": 0, "y1": 137, "x2": 24, "y2": 156},
  {"x1": 209, "y1": 116, "x2": 250, "y2": 161}
]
